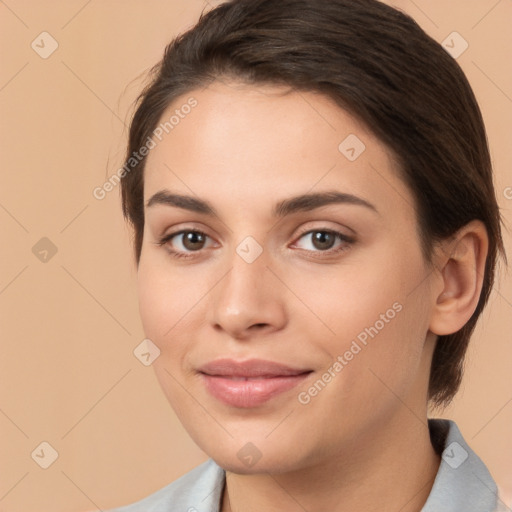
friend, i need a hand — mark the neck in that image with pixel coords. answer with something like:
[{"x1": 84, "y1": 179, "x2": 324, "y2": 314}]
[{"x1": 220, "y1": 411, "x2": 441, "y2": 512}]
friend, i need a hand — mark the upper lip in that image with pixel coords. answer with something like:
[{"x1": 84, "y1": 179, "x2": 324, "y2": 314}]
[{"x1": 198, "y1": 358, "x2": 312, "y2": 378}]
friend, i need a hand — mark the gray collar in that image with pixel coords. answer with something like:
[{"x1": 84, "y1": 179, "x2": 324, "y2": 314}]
[{"x1": 422, "y1": 418, "x2": 498, "y2": 511}]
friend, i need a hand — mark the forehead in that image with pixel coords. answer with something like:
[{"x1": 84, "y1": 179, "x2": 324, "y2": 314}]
[{"x1": 142, "y1": 80, "x2": 414, "y2": 219}]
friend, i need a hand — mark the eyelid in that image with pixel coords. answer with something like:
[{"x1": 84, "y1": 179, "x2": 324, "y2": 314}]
[
  {"x1": 157, "y1": 228, "x2": 216, "y2": 248},
  {"x1": 293, "y1": 223, "x2": 355, "y2": 241}
]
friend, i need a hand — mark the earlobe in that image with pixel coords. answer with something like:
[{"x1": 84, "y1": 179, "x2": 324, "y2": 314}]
[{"x1": 429, "y1": 220, "x2": 489, "y2": 336}]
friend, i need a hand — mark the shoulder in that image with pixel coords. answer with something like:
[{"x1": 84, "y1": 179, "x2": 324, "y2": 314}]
[{"x1": 106, "y1": 458, "x2": 225, "y2": 512}]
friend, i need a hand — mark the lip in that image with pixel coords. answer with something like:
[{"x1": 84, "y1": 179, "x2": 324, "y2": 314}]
[
  {"x1": 198, "y1": 358, "x2": 311, "y2": 378},
  {"x1": 198, "y1": 358, "x2": 313, "y2": 408}
]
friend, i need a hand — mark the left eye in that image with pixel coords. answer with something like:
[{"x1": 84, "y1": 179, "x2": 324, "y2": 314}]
[{"x1": 293, "y1": 229, "x2": 353, "y2": 253}]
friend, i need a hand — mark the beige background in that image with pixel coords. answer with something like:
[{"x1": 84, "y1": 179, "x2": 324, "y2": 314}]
[{"x1": 0, "y1": 1, "x2": 510, "y2": 510}]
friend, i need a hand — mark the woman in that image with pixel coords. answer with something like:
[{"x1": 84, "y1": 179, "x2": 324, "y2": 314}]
[{"x1": 110, "y1": 0, "x2": 507, "y2": 510}]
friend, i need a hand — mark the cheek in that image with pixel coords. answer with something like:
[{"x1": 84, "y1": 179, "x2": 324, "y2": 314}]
[
  {"x1": 290, "y1": 258, "x2": 414, "y2": 345},
  {"x1": 300, "y1": 243, "x2": 431, "y2": 393},
  {"x1": 292, "y1": 282, "x2": 432, "y2": 450},
  {"x1": 136, "y1": 249, "x2": 214, "y2": 366},
  {"x1": 137, "y1": 257, "x2": 166, "y2": 342},
  {"x1": 136, "y1": 252, "x2": 190, "y2": 349},
  {"x1": 136, "y1": 254, "x2": 201, "y2": 411}
]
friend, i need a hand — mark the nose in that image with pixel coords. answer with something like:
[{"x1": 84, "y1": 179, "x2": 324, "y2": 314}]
[{"x1": 210, "y1": 245, "x2": 287, "y2": 340}]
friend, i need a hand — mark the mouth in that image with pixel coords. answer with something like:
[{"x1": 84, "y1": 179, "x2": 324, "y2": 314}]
[{"x1": 198, "y1": 358, "x2": 313, "y2": 408}]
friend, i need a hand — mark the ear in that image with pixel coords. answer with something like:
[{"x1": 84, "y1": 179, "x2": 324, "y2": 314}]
[{"x1": 429, "y1": 220, "x2": 489, "y2": 336}]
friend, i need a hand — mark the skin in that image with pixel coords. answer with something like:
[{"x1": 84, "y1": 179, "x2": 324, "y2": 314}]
[{"x1": 137, "y1": 80, "x2": 488, "y2": 512}]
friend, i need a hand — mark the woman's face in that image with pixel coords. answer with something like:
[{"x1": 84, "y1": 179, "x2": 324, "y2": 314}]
[{"x1": 137, "y1": 81, "x2": 439, "y2": 473}]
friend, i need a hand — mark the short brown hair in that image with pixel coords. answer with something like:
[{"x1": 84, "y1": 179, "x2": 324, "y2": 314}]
[{"x1": 120, "y1": 0, "x2": 505, "y2": 407}]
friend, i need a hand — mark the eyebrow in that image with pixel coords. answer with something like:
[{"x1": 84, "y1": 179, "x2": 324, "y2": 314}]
[{"x1": 145, "y1": 189, "x2": 378, "y2": 217}]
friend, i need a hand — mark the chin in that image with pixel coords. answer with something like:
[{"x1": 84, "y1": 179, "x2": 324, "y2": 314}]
[
  {"x1": 206, "y1": 441, "x2": 312, "y2": 476},
  {"x1": 216, "y1": 456, "x2": 294, "y2": 475}
]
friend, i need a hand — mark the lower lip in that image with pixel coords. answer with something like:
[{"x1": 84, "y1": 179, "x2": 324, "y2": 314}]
[{"x1": 200, "y1": 373, "x2": 311, "y2": 408}]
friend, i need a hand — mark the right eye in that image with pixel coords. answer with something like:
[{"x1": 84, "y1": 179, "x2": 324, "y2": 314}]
[{"x1": 157, "y1": 229, "x2": 214, "y2": 259}]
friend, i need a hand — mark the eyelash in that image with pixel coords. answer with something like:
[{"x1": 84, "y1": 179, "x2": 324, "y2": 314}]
[{"x1": 155, "y1": 228, "x2": 355, "y2": 260}]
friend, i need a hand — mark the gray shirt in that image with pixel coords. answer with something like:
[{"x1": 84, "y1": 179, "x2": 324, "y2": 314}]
[{"x1": 109, "y1": 419, "x2": 508, "y2": 511}]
